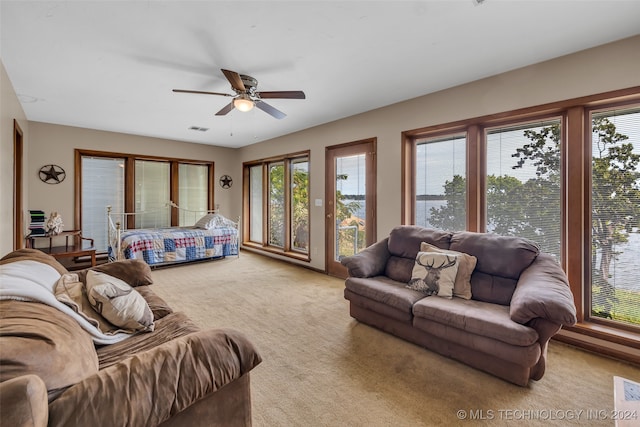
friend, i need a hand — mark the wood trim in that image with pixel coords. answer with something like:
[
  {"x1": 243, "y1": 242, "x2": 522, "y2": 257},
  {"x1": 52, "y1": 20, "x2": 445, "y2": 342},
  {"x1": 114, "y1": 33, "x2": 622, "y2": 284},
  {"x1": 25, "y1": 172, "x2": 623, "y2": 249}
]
[
  {"x1": 13, "y1": 120, "x2": 24, "y2": 250},
  {"x1": 403, "y1": 86, "x2": 640, "y2": 138},
  {"x1": 74, "y1": 150, "x2": 82, "y2": 230},
  {"x1": 565, "y1": 106, "x2": 586, "y2": 323},
  {"x1": 75, "y1": 148, "x2": 214, "y2": 165},
  {"x1": 170, "y1": 162, "x2": 179, "y2": 225},
  {"x1": 208, "y1": 163, "x2": 215, "y2": 211},
  {"x1": 467, "y1": 125, "x2": 480, "y2": 232},
  {"x1": 243, "y1": 149, "x2": 310, "y2": 166},
  {"x1": 125, "y1": 158, "x2": 135, "y2": 229}
]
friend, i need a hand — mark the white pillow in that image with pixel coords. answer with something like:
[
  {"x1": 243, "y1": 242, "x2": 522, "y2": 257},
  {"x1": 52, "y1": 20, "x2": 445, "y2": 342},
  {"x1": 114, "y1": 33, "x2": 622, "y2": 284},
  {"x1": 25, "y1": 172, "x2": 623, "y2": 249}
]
[
  {"x1": 194, "y1": 213, "x2": 221, "y2": 229},
  {"x1": 85, "y1": 270, "x2": 154, "y2": 332},
  {"x1": 407, "y1": 252, "x2": 459, "y2": 299}
]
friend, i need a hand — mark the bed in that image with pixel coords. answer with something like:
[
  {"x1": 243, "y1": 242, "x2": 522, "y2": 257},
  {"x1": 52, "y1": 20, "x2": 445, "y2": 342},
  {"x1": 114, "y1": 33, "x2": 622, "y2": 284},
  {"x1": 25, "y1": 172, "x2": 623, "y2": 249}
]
[{"x1": 107, "y1": 203, "x2": 239, "y2": 267}]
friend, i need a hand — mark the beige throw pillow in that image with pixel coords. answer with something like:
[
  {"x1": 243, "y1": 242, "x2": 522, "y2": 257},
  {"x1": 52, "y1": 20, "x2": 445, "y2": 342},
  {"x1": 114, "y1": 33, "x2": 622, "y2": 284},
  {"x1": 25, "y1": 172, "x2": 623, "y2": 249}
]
[
  {"x1": 420, "y1": 242, "x2": 476, "y2": 300},
  {"x1": 86, "y1": 270, "x2": 154, "y2": 333},
  {"x1": 407, "y1": 252, "x2": 459, "y2": 299}
]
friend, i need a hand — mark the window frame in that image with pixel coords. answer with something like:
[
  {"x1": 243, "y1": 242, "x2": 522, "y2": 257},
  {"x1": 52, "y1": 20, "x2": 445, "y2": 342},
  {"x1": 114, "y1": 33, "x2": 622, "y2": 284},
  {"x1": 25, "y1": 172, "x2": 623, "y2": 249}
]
[
  {"x1": 242, "y1": 150, "x2": 311, "y2": 261},
  {"x1": 74, "y1": 149, "x2": 215, "y2": 243},
  {"x1": 584, "y1": 101, "x2": 640, "y2": 334},
  {"x1": 402, "y1": 87, "x2": 640, "y2": 359},
  {"x1": 412, "y1": 131, "x2": 468, "y2": 231}
]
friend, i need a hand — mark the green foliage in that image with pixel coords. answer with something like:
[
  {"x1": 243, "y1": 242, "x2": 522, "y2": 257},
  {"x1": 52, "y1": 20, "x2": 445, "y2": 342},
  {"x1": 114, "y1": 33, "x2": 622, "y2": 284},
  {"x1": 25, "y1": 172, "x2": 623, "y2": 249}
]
[
  {"x1": 335, "y1": 174, "x2": 365, "y2": 258},
  {"x1": 590, "y1": 117, "x2": 640, "y2": 320},
  {"x1": 428, "y1": 175, "x2": 466, "y2": 231},
  {"x1": 268, "y1": 161, "x2": 310, "y2": 251},
  {"x1": 292, "y1": 166, "x2": 309, "y2": 251},
  {"x1": 268, "y1": 164, "x2": 285, "y2": 247}
]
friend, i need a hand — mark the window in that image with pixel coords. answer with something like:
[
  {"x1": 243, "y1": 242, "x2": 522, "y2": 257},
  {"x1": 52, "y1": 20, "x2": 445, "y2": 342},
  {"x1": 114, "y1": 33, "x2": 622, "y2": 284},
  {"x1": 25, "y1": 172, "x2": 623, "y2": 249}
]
[
  {"x1": 81, "y1": 156, "x2": 125, "y2": 251},
  {"x1": 485, "y1": 119, "x2": 562, "y2": 257},
  {"x1": 244, "y1": 151, "x2": 310, "y2": 260},
  {"x1": 335, "y1": 153, "x2": 367, "y2": 257},
  {"x1": 135, "y1": 160, "x2": 170, "y2": 228},
  {"x1": 76, "y1": 150, "x2": 214, "y2": 252},
  {"x1": 414, "y1": 134, "x2": 466, "y2": 230},
  {"x1": 249, "y1": 165, "x2": 263, "y2": 243},
  {"x1": 268, "y1": 161, "x2": 285, "y2": 247},
  {"x1": 402, "y1": 88, "x2": 640, "y2": 352},
  {"x1": 589, "y1": 106, "x2": 640, "y2": 327},
  {"x1": 178, "y1": 164, "x2": 209, "y2": 226},
  {"x1": 291, "y1": 158, "x2": 310, "y2": 252}
]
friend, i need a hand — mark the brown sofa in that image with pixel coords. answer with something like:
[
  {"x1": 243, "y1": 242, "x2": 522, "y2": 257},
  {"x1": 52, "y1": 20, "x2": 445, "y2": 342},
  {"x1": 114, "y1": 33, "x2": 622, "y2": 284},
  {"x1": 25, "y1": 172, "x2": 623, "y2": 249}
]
[
  {"x1": 341, "y1": 226, "x2": 577, "y2": 386},
  {"x1": 0, "y1": 249, "x2": 262, "y2": 427}
]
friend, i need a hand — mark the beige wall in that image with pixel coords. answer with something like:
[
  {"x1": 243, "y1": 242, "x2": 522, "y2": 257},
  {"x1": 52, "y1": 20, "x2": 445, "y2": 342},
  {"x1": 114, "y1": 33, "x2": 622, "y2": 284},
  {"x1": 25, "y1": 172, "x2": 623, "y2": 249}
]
[
  {"x1": 26, "y1": 122, "x2": 240, "y2": 238},
  {"x1": 239, "y1": 35, "x2": 640, "y2": 271},
  {"x1": 0, "y1": 60, "x2": 29, "y2": 256}
]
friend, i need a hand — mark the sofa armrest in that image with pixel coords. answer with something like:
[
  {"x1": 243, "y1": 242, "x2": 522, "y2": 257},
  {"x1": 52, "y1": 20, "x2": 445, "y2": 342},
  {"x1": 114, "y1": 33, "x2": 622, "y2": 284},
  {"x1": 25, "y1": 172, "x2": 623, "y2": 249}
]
[
  {"x1": 48, "y1": 328, "x2": 262, "y2": 427},
  {"x1": 340, "y1": 238, "x2": 390, "y2": 278},
  {"x1": 510, "y1": 253, "x2": 577, "y2": 326},
  {"x1": 0, "y1": 375, "x2": 49, "y2": 427}
]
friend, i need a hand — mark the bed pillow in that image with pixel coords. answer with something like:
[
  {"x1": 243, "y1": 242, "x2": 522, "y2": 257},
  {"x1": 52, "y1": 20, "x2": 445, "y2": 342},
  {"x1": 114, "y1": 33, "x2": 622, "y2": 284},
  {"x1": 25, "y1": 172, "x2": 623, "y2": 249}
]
[
  {"x1": 407, "y1": 252, "x2": 459, "y2": 299},
  {"x1": 85, "y1": 270, "x2": 154, "y2": 333},
  {"x1": 194, "y1": 213, "x2": 221, "y2": 229},
  {"x1": 420, "y1": 242, "x2": 476, "y2": 300}
]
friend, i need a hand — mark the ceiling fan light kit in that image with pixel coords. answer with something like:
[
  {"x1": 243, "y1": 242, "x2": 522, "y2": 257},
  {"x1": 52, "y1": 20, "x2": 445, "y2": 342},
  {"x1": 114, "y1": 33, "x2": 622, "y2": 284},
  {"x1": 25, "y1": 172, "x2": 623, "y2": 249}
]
[
  {"x1": 233, "y1": 94, "x2": 254, "y2": 112},
  {"x1": 173, "y1": 69, "x2": 305, "y2": 119}
]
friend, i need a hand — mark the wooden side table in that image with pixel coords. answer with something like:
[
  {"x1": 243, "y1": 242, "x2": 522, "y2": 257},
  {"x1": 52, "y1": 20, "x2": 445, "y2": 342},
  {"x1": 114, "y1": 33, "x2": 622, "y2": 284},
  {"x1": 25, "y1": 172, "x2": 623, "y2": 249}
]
[{"x1": 26, "y1": 230, "x2": 96, "y2": 267}]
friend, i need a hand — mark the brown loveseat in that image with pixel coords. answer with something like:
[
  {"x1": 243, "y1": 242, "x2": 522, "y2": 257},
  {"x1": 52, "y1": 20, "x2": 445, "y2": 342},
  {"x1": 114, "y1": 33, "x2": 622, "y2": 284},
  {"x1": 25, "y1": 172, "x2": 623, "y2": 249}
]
[
  {"x1": 341, "y1": 226, "x2": 577, "y2": 386},
  {"x1": 0, "y1": 249, "x2": 261, "y2": 426}
]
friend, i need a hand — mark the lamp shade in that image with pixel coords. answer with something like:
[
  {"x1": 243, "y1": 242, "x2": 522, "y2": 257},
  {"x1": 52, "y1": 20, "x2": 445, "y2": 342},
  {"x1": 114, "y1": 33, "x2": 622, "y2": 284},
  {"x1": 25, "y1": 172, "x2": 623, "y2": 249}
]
[{"x1": 233, "y1": 96, "x2": 254, "y2": 112}]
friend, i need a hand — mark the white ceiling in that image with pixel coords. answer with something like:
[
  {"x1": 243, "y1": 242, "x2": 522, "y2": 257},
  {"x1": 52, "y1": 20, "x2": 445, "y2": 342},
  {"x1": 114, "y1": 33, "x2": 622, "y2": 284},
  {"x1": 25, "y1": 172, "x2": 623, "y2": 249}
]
[{"x1": 2, "y1": 1, "x2": 640, "y2": 149}]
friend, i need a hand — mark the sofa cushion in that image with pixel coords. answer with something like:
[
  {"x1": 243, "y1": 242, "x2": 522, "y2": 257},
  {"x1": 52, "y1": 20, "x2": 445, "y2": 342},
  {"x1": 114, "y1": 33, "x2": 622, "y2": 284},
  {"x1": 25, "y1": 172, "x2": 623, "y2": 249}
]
[
  {"x1": 0, "y1": 300, "x2": 99, "y2": 399},
  {"x1": 449, "y1": 231, "x2": 539, "y2": 279},
  {"x1": 384, "y1": 256, "x2": 415, "y2": 283},
  {"x1": 470, "y1": 272, "x2": 519, "y2": 306},
  {"x1": 49, "y1": 328, "x2": 262, "y2": 427},
  {"x1": 86, "y1": 270, "x2": 155, "y2": 333},
  {"x1": 97, "y1": 311, "x2": 200, "y2": 369},
  {"x1": 345, "y1": 276, "x2": 426, "y2": 316},
  {"x1": 412, "y1": 297, "x2": 539, "y2": 347},
  {"x1": 388, "y1": 226, "x2": 452, "y2": 259},
  {"x1": 420, "y1": 242, "x2": 475, "y2": 300},
  {"x1": 407, "y1": 252, "x2": 459, "y2": 298}
]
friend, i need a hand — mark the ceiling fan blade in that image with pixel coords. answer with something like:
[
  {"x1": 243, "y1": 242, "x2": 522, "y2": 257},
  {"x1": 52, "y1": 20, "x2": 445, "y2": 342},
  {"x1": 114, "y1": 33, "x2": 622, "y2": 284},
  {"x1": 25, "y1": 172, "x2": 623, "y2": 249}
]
[
  {"x1": 255, "y1": 101, "x2": 286, "y2": 119},
  {"x1": 173, "y1": 89, "x2": 233, "y2": 97},
  {"x1": 215, "y1": 102, "x2": 235, "y2": 116},
  {"x1": 258, "y1": 91, "x2": 306, "y2": 99},
  {"x1": 221, "y1": 69, "x2": 246, "y2": 92}
]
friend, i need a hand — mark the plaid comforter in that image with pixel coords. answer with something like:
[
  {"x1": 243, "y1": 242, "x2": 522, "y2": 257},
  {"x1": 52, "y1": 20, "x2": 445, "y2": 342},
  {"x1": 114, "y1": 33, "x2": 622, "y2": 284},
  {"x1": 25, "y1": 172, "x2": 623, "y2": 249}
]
[{"x1": 115, "y1": 226, "x2": 238, "y2": 265}]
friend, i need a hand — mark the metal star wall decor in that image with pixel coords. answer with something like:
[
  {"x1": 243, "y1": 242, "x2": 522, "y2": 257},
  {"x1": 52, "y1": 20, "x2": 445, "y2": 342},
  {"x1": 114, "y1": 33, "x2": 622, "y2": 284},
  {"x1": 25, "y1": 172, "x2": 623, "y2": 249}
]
[
  {"x1": 39, "y1": 164, "x2": 66, "y2": 184},
  {"x1": 219, "y1": 175, "x2": 233, "y2": 189}
]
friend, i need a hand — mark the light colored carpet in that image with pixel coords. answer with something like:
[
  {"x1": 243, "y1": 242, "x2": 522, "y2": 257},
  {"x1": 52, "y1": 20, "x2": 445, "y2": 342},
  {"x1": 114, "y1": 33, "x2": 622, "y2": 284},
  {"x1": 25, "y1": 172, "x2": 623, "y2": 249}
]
[{"x1": 150, "y1": 251, "x2": 640, "y2": 427}]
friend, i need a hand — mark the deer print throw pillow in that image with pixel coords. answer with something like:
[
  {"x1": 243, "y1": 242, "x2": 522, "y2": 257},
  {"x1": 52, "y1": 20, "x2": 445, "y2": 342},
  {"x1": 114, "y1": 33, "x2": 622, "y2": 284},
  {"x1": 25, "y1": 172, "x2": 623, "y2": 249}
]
[
  {"x1": 86, "y1": 270, "x2": 154, "y2": 332},
  {"x1": 420, "y1": 242, "x2": 476, "y2": 300},
  {"x1": 407, "y1": 252, "x2": 459, "y2": 298}
]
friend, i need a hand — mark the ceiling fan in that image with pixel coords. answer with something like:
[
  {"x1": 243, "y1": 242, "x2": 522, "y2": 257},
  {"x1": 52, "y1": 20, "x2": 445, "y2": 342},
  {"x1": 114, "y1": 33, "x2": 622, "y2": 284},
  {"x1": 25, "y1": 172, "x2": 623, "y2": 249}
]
[{"x1": 173, "y1": 69, "x2": 305, "y2": 119}]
